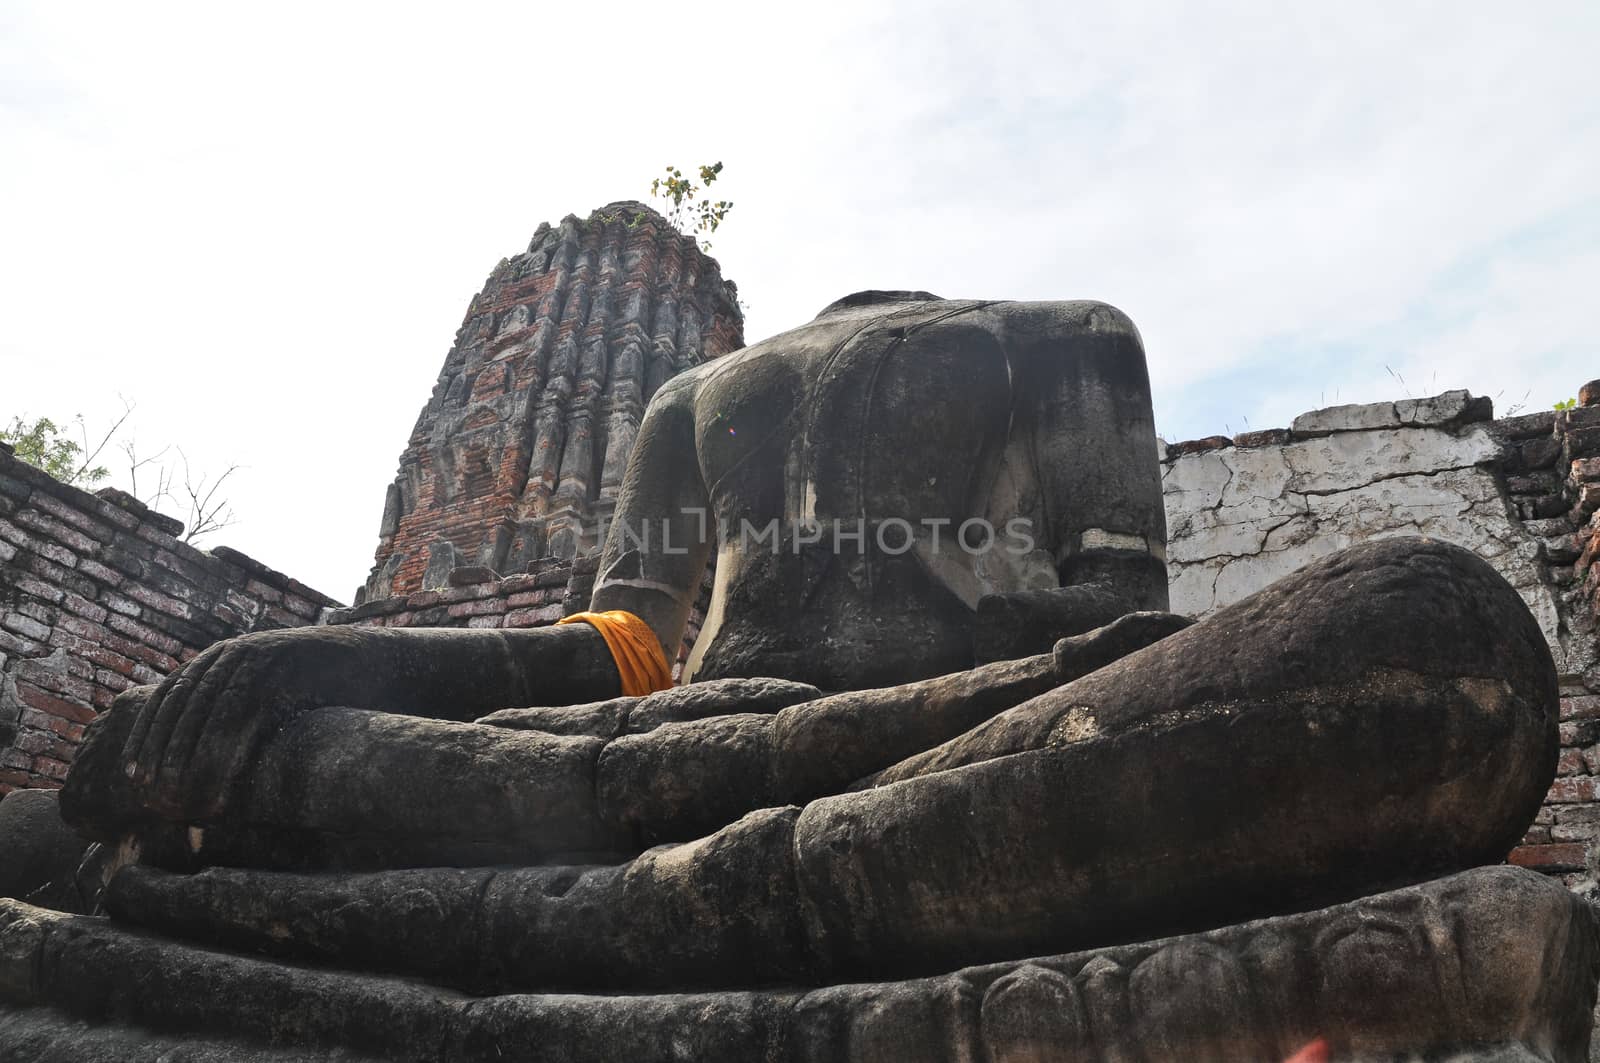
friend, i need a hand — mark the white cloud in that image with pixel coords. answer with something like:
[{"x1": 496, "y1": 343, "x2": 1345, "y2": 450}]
[{"x1": 2, "y1": 0, "x2": 1596, "y2": 597}]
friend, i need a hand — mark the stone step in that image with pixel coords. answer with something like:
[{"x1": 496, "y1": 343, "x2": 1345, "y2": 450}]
[
  {"x1": 0, "y1": 1007, "x2": 360, "y2": 1063},
  {"x1": 1, "y1": 866, "x2": 1594, "y2": 1062}
]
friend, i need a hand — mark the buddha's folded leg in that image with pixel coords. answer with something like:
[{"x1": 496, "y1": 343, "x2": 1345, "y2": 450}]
[
  {"x1": 108, "y1": 665, "x2": 1550, "y2": 990},
  {"x1": 85, "y1": 614, "x2": 1188, "y2": 873},
  {"x1": 236, "y1": 611, "x2": 1190, "y2": 866},
  {"x1": 215, "y1": 709, "x2": 638, "y2": 868},
  {"x1": 106, "y1": 807, "x2": 812, "y2": 993},
  {"x1": 106, "y1": 540, "x2": 1557, "y2": 993},
  {"x1": 594, "y1": 610, "x2": 1191, "y2": 844}
]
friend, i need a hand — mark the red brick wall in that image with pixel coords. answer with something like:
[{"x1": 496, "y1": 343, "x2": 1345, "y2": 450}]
[
  {"x1": 1509, "y1": 396, "x2": 1600, "y2": 883},
  {"x1": 0, "y1": 444, "x2": 338, "y2": 794}
]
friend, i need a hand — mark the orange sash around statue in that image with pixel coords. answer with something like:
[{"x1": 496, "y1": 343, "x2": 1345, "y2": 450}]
[{"x1": 556, "y1": 610, "x2": 673, "y2": 696}]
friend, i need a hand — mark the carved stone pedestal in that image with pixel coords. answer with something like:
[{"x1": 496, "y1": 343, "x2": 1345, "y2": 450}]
[{"x1": 1, "y1": 866, "x2": 1594, "y2": 1062}]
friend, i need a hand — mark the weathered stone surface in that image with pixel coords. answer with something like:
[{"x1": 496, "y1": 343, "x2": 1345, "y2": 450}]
[
  {"x1": 19, "y1": 259, "x2": 1593, "y2": 1061},
  {"x1": 316, "y1": 615, "x2": 1172, "y2": 853},
  {"x1": 844, "y1": 539, "x2": 1555, "y2": 970},
  {"x1": 2, "y1": 867, "x2": 1593, "y2": 1061},
  {"x1": 476, "y1": 676, "x2": 820, "y2": 738},
  {"x1": 445, "y1": 565, "x2": 499, "y2": 587},
  {"x1": 1568, "y1": 427, "x2": 1600, "y2": 463},
  {"x1": 79, "y1": 540, "x2": 1559, "y2": 999},
  {"x1": 1288, "y1": 389, "x2": 1489, "y2": 439},
  {"x1": 1164, "y1": 414, "x2": 1566, "y2": 668},
  {"x1": 0, "y1": 1010, "x2": 361, "y2": 1062},
  {"x1": 59, "y1": 295, "x2": 1187, "y2": 884},
  {"x1": 660, "y1": 295, "x2": 1169, "y2": 690},
  {"x1": 1291, "y1": 397, "x2": 1403, "y2": 435},
  {"x1": 599, "y1": 653, "x2": 1055, "y2": 844},
  {"x1": 1395, "y1": 388, "x2": 1492, "y2": 427},
  {"x1": 72, "y1": 617, "x2": 1175, "y2": 871},
  {"x1": 597, "y1": 612, "x2": 1189, "y2": 844},
  {"x1": 60, "y1": 623, "x2": 626, "y2": 869},
  {"x1": 343, "y1": 293, "x2": 1172, "y2": 694},
  {"x1": 622, "y1": 676, "x2": 820, "y2": 733},
  {"x1": 475, "y1": 693, "x2": 638, "y2": 737},
  {"x1": 1164, "y1": 434, "x2": 1232, "y2": 457},
  {"x1": 1582, "y1": 379, "x2": 1600, "y2": 407},
  {"x1": 1233, "y1": 426, "x2": 1291, "y2": 448},
  {"x1": 0, "y1": 790, "x2": 89, "y2": 912},
  {"x1": 1518, "y1": 434, "x2": 1566, "y2": 471}
]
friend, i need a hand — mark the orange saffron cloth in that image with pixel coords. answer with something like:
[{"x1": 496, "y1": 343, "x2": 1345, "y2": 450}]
[{"x1": 556, "y1": 610, "x2": 673, "y2": 697}]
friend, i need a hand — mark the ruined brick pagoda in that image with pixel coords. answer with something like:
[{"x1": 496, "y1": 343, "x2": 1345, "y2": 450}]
[{"x1": 360, "y1": 202, "x2": 743, "y2": 603}]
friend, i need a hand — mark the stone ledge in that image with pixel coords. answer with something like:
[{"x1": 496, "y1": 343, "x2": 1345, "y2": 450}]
[
  {"x1": 92, "y1": 488, "x2": 183, "y2": 538},
  {"x1": 1232, "y1": 427, "x2": 1291, "y2": 448},
  {"x1": 446, "y1": 565, "x2": 500, "y2": 587},
  {"x1": 0, "y1": 867, "x2": 1590, "y2": 1062},
  {"x1": 1490, "y1": 409, "x2": 1560, "y2": 442},
  {"x1": 207, "y1": 547, "x2": 340, "y2": 608},
  {"x1": 1163, "y1": 435, "x2": 1232, "y2": 459},
  {"x1": 1288, "y1": 390, "x2": 1491, "y2": 439}
]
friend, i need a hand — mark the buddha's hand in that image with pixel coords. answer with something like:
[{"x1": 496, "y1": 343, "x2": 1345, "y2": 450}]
[
  {"x1": 120, "y1": 627, "x2": 368, "y2": 821},
  {"x1": 974, "y1": 581, "x2": 1193, "y2": 665},
  {"x1": 1051, "y1": 610, "x2": 1195, "y2": 682},
  {"x1": 973, "y1": 583, "x2": 1128, "y2": 663}
]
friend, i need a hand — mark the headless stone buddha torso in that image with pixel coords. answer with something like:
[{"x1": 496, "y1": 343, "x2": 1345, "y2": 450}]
[{"x1": 593, "y1": 292, "x2": 1170, "y2": 691}]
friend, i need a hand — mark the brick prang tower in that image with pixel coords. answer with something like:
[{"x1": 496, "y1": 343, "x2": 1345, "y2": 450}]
[{"x1": 360, "y1": 202, "x2": 743, "y2": 603}]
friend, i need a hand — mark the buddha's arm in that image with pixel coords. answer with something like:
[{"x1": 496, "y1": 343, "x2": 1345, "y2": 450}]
[
  {"x1": 114, "y1": 621, "x2": 621, "y2": 822},
  {"x1": 974, "y1": 301, "x2": 1174, "y2": 662},
  {"x1": 587, "y1": 373, "x2": 716, "y2": 656},
  {"x1": 101, "y1": 375, "x2": 712, "y2": 829}
]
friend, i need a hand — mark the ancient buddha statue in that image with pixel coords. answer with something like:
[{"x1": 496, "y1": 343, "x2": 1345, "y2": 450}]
[
  {"x1": 7, "y1": 292, "x2": 1588, "y2": 1061},
  {"x1": 63, "y1": 292, "x2": 1178, "y2": 867}
]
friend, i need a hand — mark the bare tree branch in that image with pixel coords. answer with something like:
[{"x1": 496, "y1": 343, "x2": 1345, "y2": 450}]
[
  {"x1": 72, "y1": 398, "x2": 136, "y2": 485},
  {"x1": 121, "y1": 435, "x2": 173, "y2": 508},
  {"x1": 176, "y1": 448, "x2": 240, "y2": 544},
  {"x1": 12, "y1": 400, "x2": 242, "y2": 541}
]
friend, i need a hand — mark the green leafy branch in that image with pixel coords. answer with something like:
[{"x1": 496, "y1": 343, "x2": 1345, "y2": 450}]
[
  {"x1": 650, "y1": 161, "x2": 733, "y2": 251},
  {"x1": 2, "y1": 406, "x2": 131, "y2": 486}
]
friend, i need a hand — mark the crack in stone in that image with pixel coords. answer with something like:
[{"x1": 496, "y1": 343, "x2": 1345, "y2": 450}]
[
  {"x1": 1287, "y1": 463, "x2": 1483, "y2": 498},
  {"x1": 1256, "y1": 515, "x2": 1305, "y2": 554}
]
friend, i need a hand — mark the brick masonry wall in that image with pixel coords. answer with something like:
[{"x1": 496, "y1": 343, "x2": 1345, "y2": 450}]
[
  {"x1": 0, "y1": 444, "x2": 339, "y2": 794},
  {"x1": 1162, "y1": 378, "x2": 1600, "y2": 890}
]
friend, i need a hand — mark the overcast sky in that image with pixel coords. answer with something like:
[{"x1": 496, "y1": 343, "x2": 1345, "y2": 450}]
[{"x1": 3, "y1": 1, "x2": 1596, "y2": 602}]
